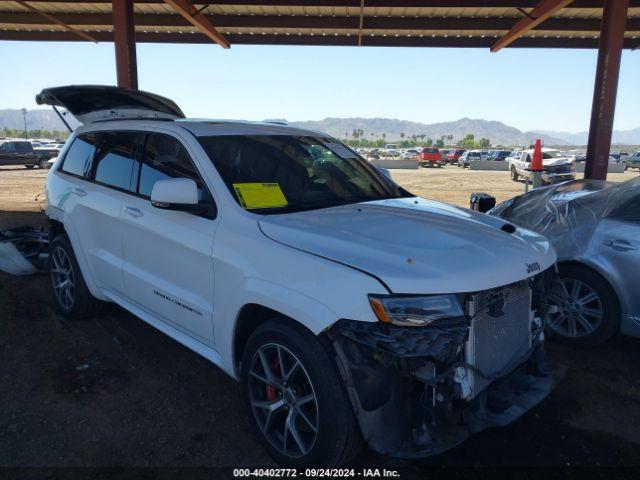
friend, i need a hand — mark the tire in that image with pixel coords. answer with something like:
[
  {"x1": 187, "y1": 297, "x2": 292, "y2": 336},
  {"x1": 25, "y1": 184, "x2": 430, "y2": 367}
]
[
  {"x1": 25, "y1": 164, "x2": 35, "y2": 169},
  {"x1": 545, "y1": 263, "x2": 620, "y2": 347},
  {"x1": 38, "y1": 158, "x2": 48, "y2": 169},
  {"x1": 510, "y1": 166, "x2": 519, "y2": 181},
  {"x1": 241, "y1": 319, "x2": 362, "y2": 467},
  {"x1": 49, "y1": 234, "x2": 100, "y2": 319}
]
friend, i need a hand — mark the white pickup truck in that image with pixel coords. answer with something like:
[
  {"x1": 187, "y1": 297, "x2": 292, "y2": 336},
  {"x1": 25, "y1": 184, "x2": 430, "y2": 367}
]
[{"x1": 507, "y1": 148, "x2": 576, "y2": 184}]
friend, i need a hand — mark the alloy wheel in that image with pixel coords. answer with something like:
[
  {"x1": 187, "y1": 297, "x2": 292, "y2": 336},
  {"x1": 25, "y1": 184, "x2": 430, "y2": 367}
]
[
  {"x1": 248, "y1": 343, "x2": 319, "y2": 458},
  {"x1": 51, "y1": 246, "x2": 75, "y2": 310},
  {"x1": 546, "y1": 277, "x2": 603, "y2": 338}
]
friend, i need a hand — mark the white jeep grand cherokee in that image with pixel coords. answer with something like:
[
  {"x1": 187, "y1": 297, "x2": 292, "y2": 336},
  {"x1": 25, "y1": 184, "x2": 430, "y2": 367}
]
[{"x1": 39, "y1": 86, "x2": 562, "y2": 466}]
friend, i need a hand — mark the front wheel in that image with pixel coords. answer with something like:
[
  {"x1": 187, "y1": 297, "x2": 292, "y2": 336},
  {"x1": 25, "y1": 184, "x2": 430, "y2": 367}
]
[
  {"x1": 241, "y1": 319, "x2": 361, "y2": 467},
  {"x1": 25, "y1": 164, "x2": 35, "y2": 169},
  {"x1": 545, "y1": 264, "x2": 620, "y2": 347},
  {"x1": 510, "y1": 166, "x2": 519, "y2": 181},
  {"x1": 38, "y1": 158, "x2": 49, "y2": 169}
]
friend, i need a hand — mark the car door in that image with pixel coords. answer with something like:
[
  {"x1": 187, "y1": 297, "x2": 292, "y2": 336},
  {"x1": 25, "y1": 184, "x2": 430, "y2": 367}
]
[
  {"x1": 597, "y1": 200, "x2": 640, "y2": 290},
  {"x1": 15, "y1": 141, "x2": 37, "y2": 166},
  {"x1": 54, "y1": 132, "x2": 128, "y2": 294},
  {"x1": 119, "y1": 132, "x2": 217, "y2": 343},
  {"x1": 517, "y1": 152, "x2": 531, "y2": 176},
  {"x1": 0, "y1": 142, "x2": 17, "y2": 165}
]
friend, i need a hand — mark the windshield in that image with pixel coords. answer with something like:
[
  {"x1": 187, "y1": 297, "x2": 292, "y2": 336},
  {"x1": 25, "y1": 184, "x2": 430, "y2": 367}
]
[
  {"x1": 542, "y1": 151, "x2": 563, "y2": 159},
  {"x1": 199, "y1": 135, "x2": 411, "y2": 214}
]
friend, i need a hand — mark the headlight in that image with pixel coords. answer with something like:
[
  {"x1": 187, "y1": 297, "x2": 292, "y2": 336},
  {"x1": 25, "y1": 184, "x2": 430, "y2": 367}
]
[{"x1": 368, "y1": 294, "x2": 464, "y2": 327}]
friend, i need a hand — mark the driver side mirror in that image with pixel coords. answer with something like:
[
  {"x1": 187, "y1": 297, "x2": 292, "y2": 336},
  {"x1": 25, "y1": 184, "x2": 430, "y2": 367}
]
[{"x1": 151, "y1": 178, "x2": 204, "y2": 213}]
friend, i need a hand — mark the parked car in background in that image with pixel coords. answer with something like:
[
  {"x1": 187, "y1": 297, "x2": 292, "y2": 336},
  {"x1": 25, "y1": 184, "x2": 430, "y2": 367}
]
[
  {"x1": 445, "y1": 148, "x2": 466, "y2": 165},
  {"x1": 384, "y1": 144, "x2": 400, "y2": 157},
  {"x1": 508, "y1": 148, "x2": 576, "y2": 184},
  {"x1": 625, "y1": 151, "x2": 640, "y2": 171},
  {"x1": 488, "y1": 149, "x2": 512, "y2": 161},
  {"x1": 457, "y1": 149, "x2": 483, "y2": 168},
  {"x1": 566, "y1": 150, "x2": 587, "y2": 163},
  {"x1": 491, "y1": 177, "x2": 640, "y2": 346},
  {"x1": 419, "y1": 147, "x2": 443, "y2": 167},
  {"x1": 401, "y1": 148, "x2": 420, "y2": 160},
  {"x1": 0, "y1": 139, "x2": 52, "y2": 169},
  {"x1": 40, "y1": 84, "x2": 561, "y2": 466},
  {"x1": 369, "y1": 148, "x2": 382, "y2": 159},
  {"x1": 385, "y1": 148, "x2": 400, "y2": 157}
]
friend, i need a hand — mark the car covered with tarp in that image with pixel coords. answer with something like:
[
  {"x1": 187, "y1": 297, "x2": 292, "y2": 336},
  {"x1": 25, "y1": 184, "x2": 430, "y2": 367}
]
[{"x1": 490, "y1": 177, "x2": 640, "y2": 345}]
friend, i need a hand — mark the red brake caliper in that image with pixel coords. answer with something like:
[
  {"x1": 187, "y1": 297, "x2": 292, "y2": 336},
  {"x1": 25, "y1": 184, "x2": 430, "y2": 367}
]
[{"x1": 265, "y1": 354, "x2": 280, "y2": 401}]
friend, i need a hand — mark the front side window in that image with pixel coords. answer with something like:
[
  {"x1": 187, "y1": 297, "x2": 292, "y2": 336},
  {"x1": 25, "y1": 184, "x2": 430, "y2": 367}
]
[
  {"x1": 15, "y1": 142, "x2": 31, "y2": 152},
  {"x1": 60, "y1": 133, "x2": 98, "y2": 178},
  {"x1": 93, "y1": 132, "x2": 144, "y2": 191},
  {"x1": 137, "y1": 133, "x2": 206, "y2": 201},
  {"x1": 198, "y1": 135, "x2": 411, "y2": 214}
]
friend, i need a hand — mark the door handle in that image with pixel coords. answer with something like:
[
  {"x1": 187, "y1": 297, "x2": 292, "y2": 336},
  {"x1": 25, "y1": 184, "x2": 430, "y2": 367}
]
[
  {"x1": 71, "y1": 187, "x2": 87, "y2": 197},
  {"x1": 124, "y1": 206, "x2": 143, "y2": 218},
  {"x1": 604, "y1": 239, "x2": 637, "y2": 252}
]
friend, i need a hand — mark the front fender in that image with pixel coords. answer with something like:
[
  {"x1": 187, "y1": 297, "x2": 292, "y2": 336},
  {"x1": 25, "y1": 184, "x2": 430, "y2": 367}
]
[
  {"x1": 215, "y1": 278, "x2": 355, "y2": 379},
  {"x1": 243, "y1": 277, "x2": 341, "y2": 335}
]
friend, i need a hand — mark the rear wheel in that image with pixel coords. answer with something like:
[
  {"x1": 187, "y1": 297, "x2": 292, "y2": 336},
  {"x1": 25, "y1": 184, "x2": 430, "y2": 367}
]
[
  {"x1": 545, "y1": 264, "x2": 620, "y2": 347},
  {"x1": 510, "y1": 166, "x2": 519, "y2": 181},
  {"x1": 50, "y1": 234, "x2": 100, "y2": 319},
  {"x1": 241, "y1": 319, "x2": 361, "y2": 467}
]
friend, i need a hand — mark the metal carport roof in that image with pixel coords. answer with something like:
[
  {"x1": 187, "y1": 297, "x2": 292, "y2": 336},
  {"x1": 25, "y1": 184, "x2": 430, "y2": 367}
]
[
  {"x1": 0, "y1": 0, "x2": 638, "y2": 49},
  {"x1": 0, "y1": 0, "x2": 637, "y2": 180}
]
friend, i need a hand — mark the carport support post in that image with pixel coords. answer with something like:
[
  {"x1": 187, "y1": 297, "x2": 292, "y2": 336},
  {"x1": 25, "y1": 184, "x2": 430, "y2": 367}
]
[
  {"x1": 584, "y1": 0, "x2": 628, "y2": 180},
  {"x1": 112, "y1": 0, "x2": 138, "y2": 90}
]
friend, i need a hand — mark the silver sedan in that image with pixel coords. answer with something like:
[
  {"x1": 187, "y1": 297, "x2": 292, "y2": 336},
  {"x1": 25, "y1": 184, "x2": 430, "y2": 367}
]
[{"x1": 490, "y1": 177, "x2": 640, "y2": 346}]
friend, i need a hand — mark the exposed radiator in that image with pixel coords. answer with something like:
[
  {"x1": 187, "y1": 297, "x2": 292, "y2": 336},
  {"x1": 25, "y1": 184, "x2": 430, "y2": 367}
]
[{"x1": 464, "y1": 281, "x2": 533, "y2": 398}]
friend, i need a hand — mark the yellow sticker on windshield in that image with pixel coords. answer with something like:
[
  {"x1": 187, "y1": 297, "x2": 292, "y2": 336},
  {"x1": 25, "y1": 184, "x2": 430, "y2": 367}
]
[{"x1": 232, "y1": 183, "x2": 288, "y2": 209}]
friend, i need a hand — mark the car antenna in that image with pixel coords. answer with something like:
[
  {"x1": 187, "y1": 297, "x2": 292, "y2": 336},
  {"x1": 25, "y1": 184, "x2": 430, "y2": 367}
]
[{"x1": 51, "y1": 105, "x2": 72, "y2": 132}]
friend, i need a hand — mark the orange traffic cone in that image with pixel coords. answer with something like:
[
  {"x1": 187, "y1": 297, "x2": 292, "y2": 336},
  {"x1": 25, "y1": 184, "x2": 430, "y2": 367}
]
[{"x1": 531, "y1": 138, "x2": 543, "y2": 172}]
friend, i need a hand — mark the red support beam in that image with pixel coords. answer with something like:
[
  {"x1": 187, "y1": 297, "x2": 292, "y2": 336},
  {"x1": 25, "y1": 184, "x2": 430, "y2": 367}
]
[
  {"x1": 491, "y1": 0, "x2": 574, "y2": 52},
  {"x1": 163, "y1": 0, "x2": 230, "y2": 48},
  {"x1": 584, "y1": 0, "x2": 629, "y2": 180},
  {"x1": 112, "y1": 0, "x2": 138, "y2": 89},
  {"x1": 13, "y1": 0, "x2": 99, "y2": 43}
]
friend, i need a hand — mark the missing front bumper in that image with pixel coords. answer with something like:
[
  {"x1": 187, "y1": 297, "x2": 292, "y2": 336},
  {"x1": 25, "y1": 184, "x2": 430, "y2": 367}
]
[{"x1": 327, "y1": 319, "x2": 563, "y2": 458}]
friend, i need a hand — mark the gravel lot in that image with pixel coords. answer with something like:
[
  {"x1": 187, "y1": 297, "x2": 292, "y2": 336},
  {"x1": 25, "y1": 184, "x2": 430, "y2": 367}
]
[{"x1": 1, "y1": 164, "x2": 640, "y2": 471}]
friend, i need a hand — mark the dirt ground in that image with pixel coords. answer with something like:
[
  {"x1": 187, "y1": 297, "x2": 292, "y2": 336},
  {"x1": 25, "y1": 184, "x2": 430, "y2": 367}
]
[
  {"x1": 1, "y1": 165, "x2": 640, "y2": 471},
  {"x1": 389, "y1": 166, "x2": 633, "y2": 207}
]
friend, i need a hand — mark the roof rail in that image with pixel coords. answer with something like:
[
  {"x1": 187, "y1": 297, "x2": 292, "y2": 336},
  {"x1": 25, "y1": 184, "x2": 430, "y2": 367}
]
[{"x1": 91, "y1": 117, "x2": 176, "y2": 124}]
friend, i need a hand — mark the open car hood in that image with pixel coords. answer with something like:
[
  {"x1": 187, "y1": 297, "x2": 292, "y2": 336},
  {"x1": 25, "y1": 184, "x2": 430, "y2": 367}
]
[{"x1": 35, "y1": 85, "x2": 185, "y2": 123}]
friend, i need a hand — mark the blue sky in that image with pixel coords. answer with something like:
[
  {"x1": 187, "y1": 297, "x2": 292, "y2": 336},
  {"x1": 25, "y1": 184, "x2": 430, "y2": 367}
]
[{"x1": 1, "y1": 41, "x2": 638, "y2": 132}]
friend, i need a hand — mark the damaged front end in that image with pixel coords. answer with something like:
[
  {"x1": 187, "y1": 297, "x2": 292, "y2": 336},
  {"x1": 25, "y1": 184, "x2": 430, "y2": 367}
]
[{"x1": 326, "y1": 270, "x2": 564, "y2": 458}]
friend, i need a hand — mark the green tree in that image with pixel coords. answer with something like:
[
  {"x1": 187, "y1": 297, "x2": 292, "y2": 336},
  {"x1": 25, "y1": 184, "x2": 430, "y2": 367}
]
[
  {"x1": 457, "y1": 134, "x2": 476, "y2": 149},
  {"x1": 477, "y1": 138, "x2": 491, "y2": 148}
]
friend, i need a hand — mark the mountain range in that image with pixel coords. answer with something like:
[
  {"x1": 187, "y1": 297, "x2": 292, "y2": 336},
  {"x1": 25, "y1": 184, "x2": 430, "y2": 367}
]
[{"x1": 1, "y1": 108, "x2": 638, "y2": 146}]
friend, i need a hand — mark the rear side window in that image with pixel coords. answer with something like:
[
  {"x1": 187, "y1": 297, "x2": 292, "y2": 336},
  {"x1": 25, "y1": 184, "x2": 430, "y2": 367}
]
[
  {"x1": 137, "y1": 133, "x2": 206, "y2": 201},
  {"x1": 61, "y1": 133, "x2": 98, "y2": 178},
  {"x1": 93, "y1": 132, "x2": 144, "y2": 191}
]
